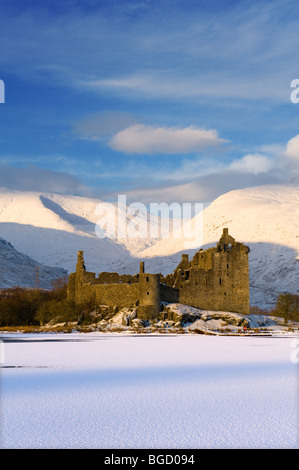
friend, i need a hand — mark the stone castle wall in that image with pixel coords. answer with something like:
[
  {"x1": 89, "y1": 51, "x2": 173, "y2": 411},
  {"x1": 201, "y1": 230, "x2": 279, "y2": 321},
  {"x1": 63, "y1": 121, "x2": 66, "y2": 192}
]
[
  {"x1": 68, "y1": 253, "x2": 161, "y2": 319},
  {"x1": 67, "y1": 228, "x2": 250, "y2": 318},
  {"x1": 161, "y1": 228, "x2": 250, "y2": 315}
]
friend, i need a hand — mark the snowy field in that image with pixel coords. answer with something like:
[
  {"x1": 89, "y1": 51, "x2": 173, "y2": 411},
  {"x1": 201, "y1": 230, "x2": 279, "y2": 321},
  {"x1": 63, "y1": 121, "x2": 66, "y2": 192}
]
[{"x1": 0, "y1": 332, "x2": 298, "y2": 449}]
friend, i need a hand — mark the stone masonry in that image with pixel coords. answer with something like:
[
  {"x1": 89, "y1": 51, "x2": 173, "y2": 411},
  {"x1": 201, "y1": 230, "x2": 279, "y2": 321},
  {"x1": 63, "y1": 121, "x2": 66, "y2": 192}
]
[{"x1": 67, "y1": 228, "x2": 250, "y2": 318}]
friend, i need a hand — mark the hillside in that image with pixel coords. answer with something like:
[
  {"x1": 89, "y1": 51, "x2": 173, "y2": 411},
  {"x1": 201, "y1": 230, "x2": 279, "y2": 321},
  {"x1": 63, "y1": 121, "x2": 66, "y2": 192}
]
[
  {"x1": 138, "y1": 184, "x2": 299, "y2": 308},
  {"x1": 0, "y1": 184, "x2": 298, "y2": 308},
  {"x1": 0, "y1": 237, "x2": 67, "y2": 289},
  {"x1": 0, "y1": 187, "x2": 155, "y2": 275}
]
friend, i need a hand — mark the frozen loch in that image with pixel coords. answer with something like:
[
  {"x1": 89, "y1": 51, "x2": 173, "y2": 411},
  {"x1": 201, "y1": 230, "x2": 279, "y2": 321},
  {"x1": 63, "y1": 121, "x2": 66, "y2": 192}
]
[{"x1": 0, "y1": 333, "x2": 298, "y2": 449}]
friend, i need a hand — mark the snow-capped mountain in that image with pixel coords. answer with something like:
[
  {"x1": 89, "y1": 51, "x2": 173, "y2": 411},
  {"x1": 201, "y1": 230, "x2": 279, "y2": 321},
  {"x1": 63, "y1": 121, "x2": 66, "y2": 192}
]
[
  {"x1": 137, "y1": 184, "x2": 299, "y2": 308},
  {"x1": 0, "y1": 187, "x2": 156, "y2": 275},
  {"x1": 0, "y1": 184, "x2": 298, "y2": 308},
  {"x1": 0, "y1": 237, "x2": 67, "y2": 289}
]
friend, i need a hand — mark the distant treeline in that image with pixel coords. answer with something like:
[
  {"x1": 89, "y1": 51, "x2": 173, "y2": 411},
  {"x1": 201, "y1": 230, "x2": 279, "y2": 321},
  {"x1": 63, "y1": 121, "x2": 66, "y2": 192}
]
[
  {"x1": 0, "y1": 280, "x2": 298, "y2": 327},
  {"x1": 0, "y1": 278, "x2": 94, "y2": 327},
  {"x1": 249, "y1": 293, "x2": 299, "y2": 322}
]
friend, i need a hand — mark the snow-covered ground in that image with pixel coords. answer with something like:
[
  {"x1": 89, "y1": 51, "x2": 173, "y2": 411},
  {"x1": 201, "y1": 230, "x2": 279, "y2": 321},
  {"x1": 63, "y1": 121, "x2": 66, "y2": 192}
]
[{"x1": 0, "y1": 333, "x2": 298, "y2": 449}]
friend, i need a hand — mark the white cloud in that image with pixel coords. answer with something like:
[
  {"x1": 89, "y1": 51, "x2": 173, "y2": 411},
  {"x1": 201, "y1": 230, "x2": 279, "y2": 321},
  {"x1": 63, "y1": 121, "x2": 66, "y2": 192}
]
[
  {"x1": 285, "y1": 134, "x2": 299, "y2": 161},
  {"x1": 72, "y1": 111, "x2": 139, "y2": 141},
  {"x1": 0, "y1": 165, "x2": 88, "y2": 195},
  {"x1": 108, "y1": 124, "x2": 228, "y2": 154},
  {"x1": 228, "y1": 153, "x2": 274, "y2": 174},
  {"x1": 1, "y1": 1, "x2": 299, "y2": 106},
  {"x1": 84, "y1": 71, "x2": 290, "y2": 102},
  {"x1": 121, "y1": 170, "x2": 284, "y2": 205}
]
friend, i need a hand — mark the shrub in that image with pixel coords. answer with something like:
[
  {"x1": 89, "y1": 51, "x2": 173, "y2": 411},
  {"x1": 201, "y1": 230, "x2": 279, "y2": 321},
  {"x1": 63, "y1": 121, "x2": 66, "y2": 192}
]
[
  {"x1": 250, "y1": 305, "x2": 271, "y2": 315},
  {"x1": 0, "y1": 277, "x2": 68, "y2": 327},
  {"x1": 0, "y1": 287, "x2": 46, "y2": 326},
  {"x1": 35, "y1": 299, "x2": 80, "y2": 326},
  {"x1": 272, "y1": 293, "x2": 299, "y2": 322}
]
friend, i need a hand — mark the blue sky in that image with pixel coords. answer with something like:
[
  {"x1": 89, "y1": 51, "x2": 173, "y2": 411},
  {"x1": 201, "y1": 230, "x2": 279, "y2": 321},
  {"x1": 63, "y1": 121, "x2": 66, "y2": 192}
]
[{"x1": 1, "y1": 0, "x2": 299, "y2": 204}]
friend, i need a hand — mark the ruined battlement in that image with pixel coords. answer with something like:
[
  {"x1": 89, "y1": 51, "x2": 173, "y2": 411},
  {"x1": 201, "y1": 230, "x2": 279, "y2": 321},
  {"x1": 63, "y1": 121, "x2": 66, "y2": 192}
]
[
  {"x1": 162, "y1": 229, "x2": 250, "y2": 315},
  {"x1": 68, "y1": 251, "x2": 161, "y2": 319},
  {"x1": 67, "y1": 228, "x2": 250, "y2": 318}
]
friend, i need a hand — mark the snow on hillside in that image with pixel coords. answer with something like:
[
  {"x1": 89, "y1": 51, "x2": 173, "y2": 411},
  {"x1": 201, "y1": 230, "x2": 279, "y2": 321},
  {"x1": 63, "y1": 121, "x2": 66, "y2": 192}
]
[
  {"x1": 0, "y1": 187, "x2": 155, "y2": 275},
  {"x1": 0, "y1": 237, "x2": 67, "y2": 289},
  {"x1": 0, "y1": 184, "x2": 298, "y2": 309},
  {"x1": 136, "y1": 184, "x2": 299, "y2": 308}
]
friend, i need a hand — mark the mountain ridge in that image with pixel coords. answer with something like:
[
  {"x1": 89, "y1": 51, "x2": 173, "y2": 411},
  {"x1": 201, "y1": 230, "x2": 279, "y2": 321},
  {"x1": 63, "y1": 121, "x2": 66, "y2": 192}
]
[
  {"x1": 0, "y1": 236, "x2": 67, "y2": 290},
  {"x1": 0, "y1": 184, "x2": 298, "y2": 308}
]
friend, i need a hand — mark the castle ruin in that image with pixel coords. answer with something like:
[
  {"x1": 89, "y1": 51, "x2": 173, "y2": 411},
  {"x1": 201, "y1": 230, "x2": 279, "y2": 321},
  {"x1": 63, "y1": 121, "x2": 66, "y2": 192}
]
[{"x1": 67, "y1": 228, "x2": 250, "y2": 317}]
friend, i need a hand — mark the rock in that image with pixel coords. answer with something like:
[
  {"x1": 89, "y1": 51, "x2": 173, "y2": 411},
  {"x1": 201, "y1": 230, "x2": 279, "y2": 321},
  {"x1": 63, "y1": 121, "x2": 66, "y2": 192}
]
[{"x1": 131, "y1": 318, "x2": 145, "y2": 328}]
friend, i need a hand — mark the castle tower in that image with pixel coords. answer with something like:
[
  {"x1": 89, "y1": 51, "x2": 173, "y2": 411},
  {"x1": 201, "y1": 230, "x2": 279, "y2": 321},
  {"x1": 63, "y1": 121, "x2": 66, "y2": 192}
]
[
  {"x1": 76, "y1": 250, "x2": 86, "y2": 271},
  {"x1": 162, "y1": 228, "x2": 250, "y2": 315},
  {"x1": 138, "y1": 261, "x2": 161, "y2": 320},
  {"x1": 217, "y1": 227, "x2": 236, "y2": 251},
  {"x1": 75, "y1": 251, "x2": 86, "y2": 303},
  {"x1": 67, "y1": 251, "x2": 86, "y2": 303},
  {"x1": 212, "y1": 230, "x2": 250, "y2": 314}
]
